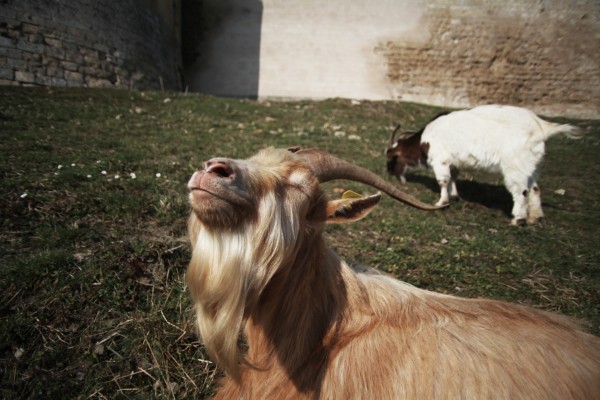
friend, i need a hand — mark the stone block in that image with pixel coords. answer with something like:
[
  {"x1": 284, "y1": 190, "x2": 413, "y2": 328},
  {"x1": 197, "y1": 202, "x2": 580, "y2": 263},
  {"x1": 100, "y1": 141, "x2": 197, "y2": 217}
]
[
  {"x1": 0, "y1": 68, "x2": 14, "y2": 80},
  {"x1": 27, "y1": 33, "x2": 44, "y2": 44},
  {"x1": 60, "y1": 61, "x2": 79, "y2": 71},
  {"x1": 6, "y1": 29, "x2": 20, "y2": 39},
  {"x1": 16, "y1": 39, "x2": 44, "y2": 54},
  {"x1": 50, "y1": 77, "x2": 67, "y2": 87},
  {"x1": 44, "y1": 36, "x2": 62, "y2": 48},
  {"x1": 0, "y1": 79, "x2": 19, "y2": 86},
  {"x1": 22, "y1": 23, "x2": 40, "y2": 34},
  {"x1": 0, "y1": 36, "x2": 16, "y2": 48},
  {"x1": 64, "y1": 52, "x2": 83, "y2": 64},
  {"x1": 83, "y1": 54, "x2": 99, "y2": 64},
  {"x1": 46, "y1": 66, "x2": 63, "y2": 77},
  {"x1": 86, "y1": 77, "x2": 114, "y2": 88},
  {"x1": 7, "y1": 57, "x2": 27, "y2": 69},
  {"x1": 93, "y1": 43, "x2": 110, "y2": 54},
  {"x1": 65, "y1": 78, "x2": 84, "y2": 87},
  {"x1": 34, "y1": 75, "x2": 52, "y2": 85},
  {"x1": 15, "y1": 70, "x2": 35, "y2": 83},
  {"x1": 64, "y1": 70, "x2": 83, "y2": 82},
  {"x1": 44, "y1": 46, "x2": 65, "y2": 59}
]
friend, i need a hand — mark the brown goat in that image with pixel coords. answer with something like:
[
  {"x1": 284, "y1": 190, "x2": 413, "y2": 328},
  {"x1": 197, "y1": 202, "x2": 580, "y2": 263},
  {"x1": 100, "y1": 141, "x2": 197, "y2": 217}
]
[{"x1": 187, "y1": 147, "x2": 600, "y2": 399}]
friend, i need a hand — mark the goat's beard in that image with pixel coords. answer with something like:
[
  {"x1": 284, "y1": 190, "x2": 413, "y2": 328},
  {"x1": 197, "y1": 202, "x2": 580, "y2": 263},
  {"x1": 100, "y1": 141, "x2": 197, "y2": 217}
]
[{"x1": 187, "y1": 191, "x2": 302, "y2": 378}]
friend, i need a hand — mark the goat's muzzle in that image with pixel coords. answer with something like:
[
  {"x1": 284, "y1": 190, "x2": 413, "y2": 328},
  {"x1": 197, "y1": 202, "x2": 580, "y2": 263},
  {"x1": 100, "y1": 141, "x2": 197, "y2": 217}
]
[{"x1": 188, "y1": 158, "x2": 255, "y2": 227}]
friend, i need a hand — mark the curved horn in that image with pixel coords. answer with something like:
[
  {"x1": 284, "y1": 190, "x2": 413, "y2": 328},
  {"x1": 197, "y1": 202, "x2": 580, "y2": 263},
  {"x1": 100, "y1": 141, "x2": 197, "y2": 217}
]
[
  {"x1": 293, "y1": 148, "x2": 445, "y2": 211},
  {"x1": 390, "y1": 124, "x2": 401, "y2": 146}
]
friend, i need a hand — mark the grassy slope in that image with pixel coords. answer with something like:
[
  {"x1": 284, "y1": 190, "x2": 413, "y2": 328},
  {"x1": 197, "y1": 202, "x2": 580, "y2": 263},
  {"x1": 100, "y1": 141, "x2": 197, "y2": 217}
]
[{"x1": 0, "y1": 87, "x2": 598, "y2": 399}]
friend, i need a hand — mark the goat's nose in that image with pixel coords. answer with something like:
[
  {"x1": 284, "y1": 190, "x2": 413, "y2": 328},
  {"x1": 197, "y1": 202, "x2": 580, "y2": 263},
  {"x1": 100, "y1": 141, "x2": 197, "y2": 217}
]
[{"x1": 204, "y1": 159, "x2": 235, "y2": 179}]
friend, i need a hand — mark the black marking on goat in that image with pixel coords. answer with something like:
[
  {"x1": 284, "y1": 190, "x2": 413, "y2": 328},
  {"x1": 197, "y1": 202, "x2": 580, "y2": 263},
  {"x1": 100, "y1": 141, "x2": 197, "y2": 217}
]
[
  {"x1": 421, "y1": 142, "x2": 430, "y2": 159},
  {"x1": 522, "y1": 190, "x2": 528, "y2": 197}
]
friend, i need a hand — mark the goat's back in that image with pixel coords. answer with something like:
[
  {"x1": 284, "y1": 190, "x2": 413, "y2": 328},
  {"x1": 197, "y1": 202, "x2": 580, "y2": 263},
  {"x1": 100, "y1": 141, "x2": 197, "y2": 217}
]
[
  {"x1": 323, "y1": 268, "x2": 600, "y2": 399},
  {"x1": 421, "y1": 105, "x2": 556, "y2": 171}
]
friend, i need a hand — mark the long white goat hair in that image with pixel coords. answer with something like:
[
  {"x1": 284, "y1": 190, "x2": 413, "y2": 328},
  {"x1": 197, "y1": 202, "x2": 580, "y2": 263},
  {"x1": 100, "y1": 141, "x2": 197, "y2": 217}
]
[
  {"x1": 386, "y1": 105, "x2": 583, "y2": 225},
  {"x1": 187, "y1": 147, "x2": 600, "y2": 399},
  {"x1": 188, "y1": 189, "x2": 303, "y2": 375}
]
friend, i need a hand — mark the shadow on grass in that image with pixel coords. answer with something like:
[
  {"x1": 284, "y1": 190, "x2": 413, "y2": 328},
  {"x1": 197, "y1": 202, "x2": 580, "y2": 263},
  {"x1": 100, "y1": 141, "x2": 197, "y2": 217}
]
[{"x1": 406, "y1": 174, "x2": 513, "y2": 217}]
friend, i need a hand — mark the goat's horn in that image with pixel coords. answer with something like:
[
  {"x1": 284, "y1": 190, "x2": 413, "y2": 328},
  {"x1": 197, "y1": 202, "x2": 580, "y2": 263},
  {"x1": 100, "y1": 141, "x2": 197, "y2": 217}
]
[
  {"x1": 390, "y1": 124, "x2": 401, "y2": 145},
  {"x1": 293, "y1": 148, "x2": 445, "y2": 211}
]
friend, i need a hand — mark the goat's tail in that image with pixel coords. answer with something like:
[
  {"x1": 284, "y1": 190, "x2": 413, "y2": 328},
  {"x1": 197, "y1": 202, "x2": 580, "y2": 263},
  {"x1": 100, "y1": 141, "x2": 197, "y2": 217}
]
[{"x1": 539, "y1": 119, "x2": 584, "y2": 140}]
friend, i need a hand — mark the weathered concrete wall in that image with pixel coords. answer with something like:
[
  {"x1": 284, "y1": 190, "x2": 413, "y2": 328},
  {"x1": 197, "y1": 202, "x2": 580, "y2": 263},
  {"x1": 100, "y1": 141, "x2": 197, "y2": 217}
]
[
  {"x1": 185, "y1": 0, "x2": 600, "y2": 119},
  {"x1": 0, "y1": 0, "x2": 182, "y2": 90},
  {"x1": 258, "y1": 0, "x2": 424, "y2": 101}
]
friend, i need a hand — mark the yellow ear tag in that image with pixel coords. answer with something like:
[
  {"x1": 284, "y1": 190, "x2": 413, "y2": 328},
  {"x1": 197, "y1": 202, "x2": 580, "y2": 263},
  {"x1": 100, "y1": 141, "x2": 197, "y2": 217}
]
[
  {"x1": 340, "y1": 190, "x2": 363, "y2": 212},
  {"x1": 342, "y1": 190, "x2": 363, "y2": 199}
]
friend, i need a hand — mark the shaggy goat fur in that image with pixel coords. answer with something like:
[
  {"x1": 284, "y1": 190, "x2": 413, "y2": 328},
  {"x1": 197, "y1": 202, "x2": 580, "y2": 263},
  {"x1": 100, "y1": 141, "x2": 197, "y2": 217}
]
[{"x1": 187, "y1": 147, "x2": 600, "y2": 399}]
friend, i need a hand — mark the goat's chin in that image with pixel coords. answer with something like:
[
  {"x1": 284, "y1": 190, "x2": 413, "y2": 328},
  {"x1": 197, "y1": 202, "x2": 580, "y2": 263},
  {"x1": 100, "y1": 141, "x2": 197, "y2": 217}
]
[
  {"x1": 191, "y1": 207, "x2": 247, "y2": 229},
  {"x1": 189, "y1": 195, "x2": 254, "y2": 229}
]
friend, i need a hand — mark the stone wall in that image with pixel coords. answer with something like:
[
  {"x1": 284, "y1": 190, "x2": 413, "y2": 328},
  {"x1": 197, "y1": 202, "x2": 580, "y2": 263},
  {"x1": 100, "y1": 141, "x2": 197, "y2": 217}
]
[
  {"x1": 375, "y1": 1, "x2": 600, "y2": 119},
  {"x1": 0, "y1": 0, "x2": 182, "y2": 90}
]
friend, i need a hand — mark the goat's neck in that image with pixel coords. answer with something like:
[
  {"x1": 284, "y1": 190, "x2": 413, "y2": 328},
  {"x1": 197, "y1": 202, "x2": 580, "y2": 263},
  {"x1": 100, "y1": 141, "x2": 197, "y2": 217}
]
[{"x1": 245, "y1": 237, "x2": 350, "y2": 390}]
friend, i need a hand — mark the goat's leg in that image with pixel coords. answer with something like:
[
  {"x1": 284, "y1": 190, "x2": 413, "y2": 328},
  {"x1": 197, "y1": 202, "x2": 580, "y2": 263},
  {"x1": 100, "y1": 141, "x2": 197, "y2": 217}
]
[
  {"x1": 432, "y1": 162, "x2": 452, "y2": 206},
  {"x1": 504, "y1": 175, "x2": 530, "y2": 226},
  {"x1": 449, "y1": 166, "x2": 459, "y2": 200},
  {"x1": 527, "y1": 179, "x2": 544, "y2": 224}
]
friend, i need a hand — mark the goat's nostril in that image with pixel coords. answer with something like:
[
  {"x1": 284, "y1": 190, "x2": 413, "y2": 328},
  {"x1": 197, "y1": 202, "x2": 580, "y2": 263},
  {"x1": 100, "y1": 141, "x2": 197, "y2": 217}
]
[
  {"x1": 212, "y1": 165, "x2": 231, "y2": 177},
  {"x1": 205, "y1": 161, "x2": 234, "y2": 178}
]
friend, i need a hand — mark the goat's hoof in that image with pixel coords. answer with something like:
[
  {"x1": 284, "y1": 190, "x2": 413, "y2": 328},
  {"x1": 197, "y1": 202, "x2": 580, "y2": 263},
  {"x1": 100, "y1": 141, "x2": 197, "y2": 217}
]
[
  {"x1": 510, "y1": 218, "x2": 527, "y2": 227},
  {"x1": 527, "y1": 216, "x2": 544, "y2": 225}
]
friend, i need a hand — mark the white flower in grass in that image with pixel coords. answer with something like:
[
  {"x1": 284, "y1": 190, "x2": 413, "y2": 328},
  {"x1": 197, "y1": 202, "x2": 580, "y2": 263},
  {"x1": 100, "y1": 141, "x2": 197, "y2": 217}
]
[
  {"x1": 20, "y1": 193, "x2": 28, "y2": 198},
  {"x1": 57, "y1": 165, "x2": 63, "y2": 169},
  {"x1": 101, "y1": 170, "x2": 107, "y2": 175},
  {"x1": 71, "y1": 163, "x2": 76, "y2": 167},
  {"x1": 155, "y1": 173, "x2": 161, "y2": 178},
  {"x1": 86, "y1": 175, "x2": 92, "y2": 179},
  {"x1": 114, "y1": 175, "x2": 120, "y2": 180},
  {"x1": 130, "y1": 173, "x2": 136, "y2": 179}
]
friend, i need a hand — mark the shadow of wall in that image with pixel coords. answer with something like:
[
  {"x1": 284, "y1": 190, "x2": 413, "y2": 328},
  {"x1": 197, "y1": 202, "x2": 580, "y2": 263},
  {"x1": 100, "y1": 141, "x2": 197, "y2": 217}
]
[{"x1": 182, "y1": 0, "x2": 262, "y2": 99}]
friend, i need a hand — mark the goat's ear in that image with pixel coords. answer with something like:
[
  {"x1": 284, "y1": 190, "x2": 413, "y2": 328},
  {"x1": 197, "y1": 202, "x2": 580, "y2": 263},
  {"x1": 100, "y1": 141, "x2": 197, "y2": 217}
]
[{"x1": 325, "y1": 192, "x2": 381, "y2": 224}]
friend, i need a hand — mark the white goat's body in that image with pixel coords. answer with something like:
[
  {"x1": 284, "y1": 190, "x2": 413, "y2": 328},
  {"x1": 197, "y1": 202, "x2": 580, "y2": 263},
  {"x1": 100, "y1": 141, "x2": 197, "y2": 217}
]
[{"x1": 422, "y1": 105, "x2": 580, "y2": 224}]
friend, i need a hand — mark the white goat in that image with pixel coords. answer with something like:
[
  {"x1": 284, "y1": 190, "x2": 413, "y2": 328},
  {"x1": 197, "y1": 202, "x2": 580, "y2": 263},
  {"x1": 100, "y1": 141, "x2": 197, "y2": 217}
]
[
  {"x1": 386, "y1": 105, "x2": 582, "y2": 225},
  {"x1": 186, "y1": 147, "x2": 599, "y2": 399}
]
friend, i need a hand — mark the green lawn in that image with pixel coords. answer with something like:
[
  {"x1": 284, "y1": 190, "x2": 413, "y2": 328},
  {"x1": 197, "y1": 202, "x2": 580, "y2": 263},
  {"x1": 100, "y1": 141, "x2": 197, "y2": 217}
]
[{"x1": 1, "y1": 87, "x2": 598, "y2": 399}]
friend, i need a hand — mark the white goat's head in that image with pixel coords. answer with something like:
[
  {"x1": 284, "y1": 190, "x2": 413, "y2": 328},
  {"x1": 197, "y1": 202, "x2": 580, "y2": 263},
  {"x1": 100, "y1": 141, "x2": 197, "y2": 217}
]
[{"x1": 186, "y1": 147, "x2": 442, "y2": 377}]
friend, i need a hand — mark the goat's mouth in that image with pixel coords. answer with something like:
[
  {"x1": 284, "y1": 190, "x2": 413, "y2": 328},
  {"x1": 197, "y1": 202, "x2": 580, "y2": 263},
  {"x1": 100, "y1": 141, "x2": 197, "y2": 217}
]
[
  {"x1": 189, "y1": 185, "x2": 254, "y2": 214},
  {"x1": 189, "y1": 187, "x2": 217, "y2": 200},
  {"x1": 189, "y1": 187, "x2": 256, "y2": 227}
]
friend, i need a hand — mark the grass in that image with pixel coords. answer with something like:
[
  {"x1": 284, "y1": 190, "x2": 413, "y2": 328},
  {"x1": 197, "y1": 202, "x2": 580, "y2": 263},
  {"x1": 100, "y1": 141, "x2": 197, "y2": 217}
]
[{"x1": 1, "y1": 86, "x2": 599, "y2": 399}]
